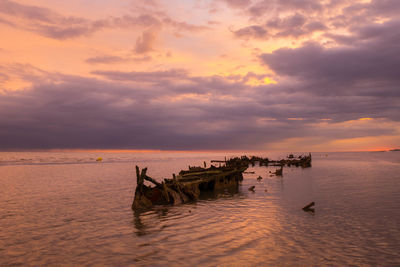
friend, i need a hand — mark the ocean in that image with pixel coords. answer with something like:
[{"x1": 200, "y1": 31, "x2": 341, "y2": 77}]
[{"x1": 1, "y1": 151, "x2": 399, "y2": 266}]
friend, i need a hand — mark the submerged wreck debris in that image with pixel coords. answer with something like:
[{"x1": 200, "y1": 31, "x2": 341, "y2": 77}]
[
  {"x1": 274, "y1": 165, "x2": 283, "y2": 176},
  {"x1": 214, "y1": 153, "x2": 312, "y2": 169},
  {"x1": 302, "y1": 202, "x2": 315, "y2": 213},
  {"x1": 132, "y1": 153, "x2": 312, "y2": 210}
]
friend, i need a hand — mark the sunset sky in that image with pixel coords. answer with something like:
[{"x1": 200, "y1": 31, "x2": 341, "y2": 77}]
[{"x1": 0, "y1": 0, "x2": 399, "y2": 151}]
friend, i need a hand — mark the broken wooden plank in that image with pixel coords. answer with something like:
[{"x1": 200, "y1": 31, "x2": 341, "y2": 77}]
[{"x1": 303, "y1": 202, "x2": 315, "y2": 212}]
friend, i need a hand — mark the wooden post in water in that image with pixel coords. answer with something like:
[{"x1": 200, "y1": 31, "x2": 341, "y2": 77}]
[{"x1": 303, "y1": 202, "x2": 315, "y2": 212}]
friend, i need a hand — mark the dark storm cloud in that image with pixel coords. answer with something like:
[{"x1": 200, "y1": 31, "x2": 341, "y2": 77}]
[
  {"x1": 0, "y1": 73, "x2": 297, "y2": 150},
  {"x1": 261, "y1": 20, "x2": 400, "y2": 94},
  {"x1": 258, "y1": 18, "x2": 400, "y2": 124},
  {"x1": 92, "y1": 69, "x2": 257, "y2": 96},
  {"x1": 0, "y1": 62, "x2": 398, "y2": 150}
]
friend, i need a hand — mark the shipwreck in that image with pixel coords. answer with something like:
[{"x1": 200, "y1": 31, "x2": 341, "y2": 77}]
[{"x1": 132, "y1": 153, "x2": 312, "y2": 210}]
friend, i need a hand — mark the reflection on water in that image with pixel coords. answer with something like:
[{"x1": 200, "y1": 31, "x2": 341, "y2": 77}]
[
  {"x1": 1, "y1": 151, "x2": 400, "y2": 266},
  {"x1": 133, "y1": 186, "x2": 242, "y2": 237}
]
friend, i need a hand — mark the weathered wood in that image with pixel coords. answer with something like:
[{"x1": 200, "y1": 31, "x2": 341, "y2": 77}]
[
  {"x1": 132, "y1": 166, "x2": 152, "y2": 210},
  {"x1": 173, "y1": 173, "x2": 189, "y2": 203},
  {"x1": 135, "y1": 165, "x2": 141, "y2": 185},
  {"x1": 303, "y1": 201, "x2": 315, "y2": 212},
  {"x1": 141, "y1": 167, "x2": 147, "y2": 177},
  {"x1": 143, "y1": 175, "x2": 162, "y2": 187},
  {"x1": 162, "y1": 182, "x2": 170, "y2": 203}
]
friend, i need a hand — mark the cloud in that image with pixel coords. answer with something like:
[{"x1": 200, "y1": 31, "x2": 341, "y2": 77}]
[
  {"x1": 162, "y1": 18, "x2": 210, "y2": 32},
  {"x1": 92, "y1": 69, "x2": 189, "y2": 84},
  {"x1": 261, "y1": 20, "x2": 400, "y2": 93},
  {"x1": 0, "y1": 0, "x2": 208, "y2": 40},
  {"x1": 230, "y1": 0, "x2": 400, "y2": 42},
  {"x1": 1, "y1": 0, "x2": 399, "y2": 150},
  {"x1": 85, "y1": 55, "x2": 152, "y2": 64},
  {"x1": 0, "y1": 72, "x2": 9, "y2": 82},
  {"x1": 266, "y1": 13, "x2": 310, "y2": 38},
  {"x1": 86, "y1": 56, "x2": 129, "y2": 64},
  {"x1": 0, "y1": 0, "x2": 101, "y2": 39},
  {"x1": 232, "y1": 11, "x2": 327, "y2": 40},
  {"x1": 1, "y1": 61, "x2": 399, "y2": 150},
  {"x1": 248, "y1": 0, "x2": 322, "y2": 17},
  {"x1": 0, "y1": 0, "x2": 59, "y2": 23},
  {"x1": 134, "y1": 27, "x2": 159, "y2": 54},
  {"x1": 258, "y1": 18, "x2": 400, "y2": 126},
  {"x1": 218, "y1": 0, "x2": 252, "y2": 9},
  {"x1": 233, "y1": 25, "x2": 268, "y2": 39}
]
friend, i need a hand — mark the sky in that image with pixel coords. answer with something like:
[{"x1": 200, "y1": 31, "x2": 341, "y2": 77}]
[{"x1": 0, "y1": 0, "x2": 399, "y2": 152}]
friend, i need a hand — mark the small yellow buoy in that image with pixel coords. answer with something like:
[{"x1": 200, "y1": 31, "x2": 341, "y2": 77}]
[{"x1": 96, "y1": 157, "x2": 103, "y2": 162}]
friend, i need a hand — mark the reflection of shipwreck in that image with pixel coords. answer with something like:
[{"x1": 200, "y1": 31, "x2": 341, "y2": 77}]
[{"x1": 132, "y1": 154, "x2": 312, "y2": 210}]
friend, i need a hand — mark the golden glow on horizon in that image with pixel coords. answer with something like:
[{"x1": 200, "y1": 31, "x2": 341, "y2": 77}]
[{"x1": 330, "y1": 136, "x2": 400, "y2": 151}]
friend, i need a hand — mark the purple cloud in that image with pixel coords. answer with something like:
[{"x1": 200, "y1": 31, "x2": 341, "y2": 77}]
[
  {"x1": 0, "y1": 0, "x2": 209, "y2": 40},
  {"x1": 85, "y1": 55, "x2": 152, "y2": 64},
  {"x1": 261, "y1": 20, "x2": 400, "y2": 92},
  {"x1": 0, "y1": 61, "x2": 398, "y2": 150},
  {"x1": 134, "y1": 27, "x2": 159, "y2": 54},
  {"x1": 233, "y1": 25, "x2": 268, "y2": 39},
  {"x1": 218, "y1": 0, "x2": 252, "y2": 9}
]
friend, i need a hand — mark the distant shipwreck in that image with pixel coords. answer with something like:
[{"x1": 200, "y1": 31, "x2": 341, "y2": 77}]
[{"x1": 132, "y1": 154, "x2": 312, "y2": 210}]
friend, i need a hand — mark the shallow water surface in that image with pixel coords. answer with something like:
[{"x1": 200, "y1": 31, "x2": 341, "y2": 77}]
[{"x1": 1, "y1": 151, "x2": 400, "y2": 266}]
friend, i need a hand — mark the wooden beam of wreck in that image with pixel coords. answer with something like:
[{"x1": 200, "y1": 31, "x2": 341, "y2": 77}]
[
  {"x1": 140, "y1": 168, "x2": 148, "y2": 186},
  {"x1": 135, "y1": 165, "x2": 141, "y2": 185},
  {"x1": 162, "y1": 182, "x2": 170, "y2": 203},
  {"x1": 173, "y1": 174, "x2": 187, "y2": 202},
  {"x1": 144, "y1": 175, "x2": 162, "y2": 187}
]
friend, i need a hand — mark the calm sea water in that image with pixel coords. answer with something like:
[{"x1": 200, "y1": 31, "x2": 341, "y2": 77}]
[{"x1": 1, "y1": 151, "x2": 400, "y2": 266}]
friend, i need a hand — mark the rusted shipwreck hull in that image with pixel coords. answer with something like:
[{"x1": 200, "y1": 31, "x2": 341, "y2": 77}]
[{"x1": 132, "y1": 165, "x2": 247, "y2": 210}]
